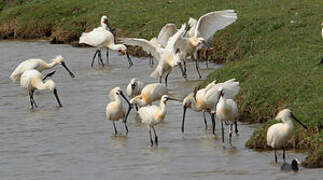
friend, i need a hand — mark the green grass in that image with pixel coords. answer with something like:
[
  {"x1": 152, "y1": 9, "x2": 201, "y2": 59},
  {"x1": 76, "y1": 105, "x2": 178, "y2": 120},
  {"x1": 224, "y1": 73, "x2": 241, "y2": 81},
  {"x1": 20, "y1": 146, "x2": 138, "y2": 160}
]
[{"x1": 0, "y1": 0, "x2": 322, "y2": 167}]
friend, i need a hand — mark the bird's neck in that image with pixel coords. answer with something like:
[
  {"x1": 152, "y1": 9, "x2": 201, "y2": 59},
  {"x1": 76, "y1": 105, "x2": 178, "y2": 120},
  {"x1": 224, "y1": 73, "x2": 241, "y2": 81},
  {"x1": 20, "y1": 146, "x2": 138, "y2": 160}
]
[
  {"x1": 191, "y1": 99, "x2": 202, "y2": 112},
  {"x1": 108, "y1": 44, "x2": 122, "y2": 51},
  {"x1": 46, "y1": 61, "x2": 59, "y2": 69},
  {"x1": 159, "y1": 102, "x2": 167, "y2": 115},
  {"x1": 33, "y1": 79, "x2": 51, "y2": 91}
]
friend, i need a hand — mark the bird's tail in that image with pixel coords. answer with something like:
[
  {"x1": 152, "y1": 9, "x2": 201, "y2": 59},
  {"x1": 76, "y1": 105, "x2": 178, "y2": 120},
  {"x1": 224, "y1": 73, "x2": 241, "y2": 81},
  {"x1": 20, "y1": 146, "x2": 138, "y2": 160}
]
[{"x1": 222, "y1": 79, "x2": 240, "y2": 99}]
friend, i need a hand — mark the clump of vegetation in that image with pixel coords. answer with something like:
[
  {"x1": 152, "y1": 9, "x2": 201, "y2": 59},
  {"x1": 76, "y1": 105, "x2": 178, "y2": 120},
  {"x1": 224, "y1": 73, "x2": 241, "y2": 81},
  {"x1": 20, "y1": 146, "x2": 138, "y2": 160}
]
[{"x1": 0, "y1": 0, "x2": 322, "y2": 167}]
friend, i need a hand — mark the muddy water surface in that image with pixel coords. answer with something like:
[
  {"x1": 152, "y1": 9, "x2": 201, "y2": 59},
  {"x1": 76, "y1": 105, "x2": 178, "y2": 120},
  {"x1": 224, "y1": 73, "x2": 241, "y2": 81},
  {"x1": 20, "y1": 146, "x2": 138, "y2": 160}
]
[{"x1": 0, "y1": 41, "x2": 321, "y2": 180}]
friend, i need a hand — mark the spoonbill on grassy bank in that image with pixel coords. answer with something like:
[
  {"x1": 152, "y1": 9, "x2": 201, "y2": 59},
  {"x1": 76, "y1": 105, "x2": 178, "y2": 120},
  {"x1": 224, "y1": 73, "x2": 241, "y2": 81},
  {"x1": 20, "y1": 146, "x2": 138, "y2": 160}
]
[
  {"x1": 181, "y1": 79, "x2": 240, "y2": 134},
  {"x1": 10, "y1": 55, "x2": 75, "y2": 82},
  {"x1": 20, "y1": 69, "x2": 62, "y2": 109},
  {"x1": 79, "y1": 16, "x2": 133, "y2": 68},
  {"x1": 121, "y1": 25, "x2": 187, "y2": 87},
  {"x1": 138, "y1": 95, "x2": 180, "y2": 146},
  {"x1": 106, "y1": 87, "x2": 132, "y2": 135},
  {"x1": 266, "y1": 109, "x2": 307, "y2": 163},
  {"x1": 213, "y1": 87, "x2": 238, "y2": 144},
  {"x1": 126, "y1": 78, "x2": 145, "y2": 98}
]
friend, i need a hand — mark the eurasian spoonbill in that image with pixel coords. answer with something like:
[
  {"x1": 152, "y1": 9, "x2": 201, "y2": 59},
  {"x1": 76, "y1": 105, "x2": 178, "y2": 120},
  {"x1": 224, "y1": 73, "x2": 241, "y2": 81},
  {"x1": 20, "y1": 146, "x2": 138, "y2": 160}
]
[
  {"x1": 138, "y1": 95, "x2": 179, "y2": 146},
  {"x1": 10, "y1": 55, "x2": 75, "y2": 82},
  {"x1": 181, "y1": 79, "x2": 240, "y2": 134},
  {"x1": 106, "y1": 87, "x2": 132, "y2": 135},
  {"x1": 20, "y1": 69, "x2": 63, "y2": 109},
  {"x1": 126, "y1": 78, "x2": 145, "y2": 98},
  {"x1": 266, "y1": 109, "x2": 307, "y2": 163},
  {"x1": 79, "y1": 16, "x2": 133, "y2": 68}
]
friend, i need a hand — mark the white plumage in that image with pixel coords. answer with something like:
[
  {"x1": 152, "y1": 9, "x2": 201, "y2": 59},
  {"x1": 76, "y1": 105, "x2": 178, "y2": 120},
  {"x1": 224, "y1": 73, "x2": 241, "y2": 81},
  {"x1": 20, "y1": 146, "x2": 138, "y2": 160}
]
[
  {"x1": 138, "y1": 95, "x2": 174, "y2": 146},
  {"x1": 157, "y1": 23, "x2": 178, "y2": 47},
  {"x1": 120, "y1": 26, "x2": 187, "y2": 86},
  {"x1": 181, "y1": 79, "x2": 240, "y2": 134},
  {"x1": 130, "y1": 83, "x2": 168, "y2": 107},
  {"x1": 20, "y1": 69, "x2": 62, "y2": 109},
  {"x1": 106, "y1": 87, "x2": 132, "y2": 135},
  {"x1": 79, "y1": 16, "x2": 133, "y2": 68},
  {"x1": 321, "y1": 22, "x2": 323, "y2": 40},
  {"x1": 10, "y1": 55, "x2": 74, "y2": 82},
  {"x1": 126, "y1": 78, "x2": 145, "y2": 98},
  {"x1": 215, "y1": 87, "x2": 239, "y2": 144},
  {"x1": 266, "y1": 109, "x2": 307, "y2": 163}
]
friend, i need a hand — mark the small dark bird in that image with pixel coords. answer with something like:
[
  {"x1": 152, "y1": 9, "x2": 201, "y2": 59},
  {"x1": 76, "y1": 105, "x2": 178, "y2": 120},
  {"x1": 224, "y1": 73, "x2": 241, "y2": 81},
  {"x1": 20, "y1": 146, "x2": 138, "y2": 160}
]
[
  {"x1": 281, "y1": 159, "x2": 299, "y2": 172},
  {"x1": 318, "y1": 58, "x2": 323, "y2": 65}
]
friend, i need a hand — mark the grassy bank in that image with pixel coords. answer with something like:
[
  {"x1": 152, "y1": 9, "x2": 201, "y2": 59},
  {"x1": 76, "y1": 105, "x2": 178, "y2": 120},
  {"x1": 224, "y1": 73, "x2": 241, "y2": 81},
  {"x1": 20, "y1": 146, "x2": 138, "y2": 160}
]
[{"x1": 0, "y1": 0, "x2": 322, "y2": 167}]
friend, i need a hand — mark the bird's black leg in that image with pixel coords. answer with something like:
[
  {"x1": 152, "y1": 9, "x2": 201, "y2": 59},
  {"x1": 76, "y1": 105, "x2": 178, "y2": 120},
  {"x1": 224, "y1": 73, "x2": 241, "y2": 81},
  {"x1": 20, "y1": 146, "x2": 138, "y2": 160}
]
[
  {"x1": 135, "y1": 104, "x2": 139, "y2": 111},
  {"x1": 221, "y1": 121, "x2": 225, "y2": 143},
  {"x1": 124, "y1": 121, "x2": 128, "y2": 135},
  {"x1": 283, "y1": 147, "x2": 286, "y2": 162},
  {"x1": 203, "y1": 112, "x2": 208, "y2": 129},
  {"x1": 30, "y1": 90, "x2": 38, "y2": 108},
  {"x1": 275, "y1": 149, "x2": 278, "y2": 163},
  {"x1": 152, "y1": 126, "x2": 158, "y2": 145},
  {"x1": 164, "y1": 73, "x2": 169, "y2": 88},
  {"x1": 106, "y1": 48, "x2": 109, "y2": 64},
  {"x1": 183, "y1": 60, "x2": 187, "y2": 73},
  {"x1": 91, "y1": 49, "x2": 100, "y2": 67},
  {"x1": 234, "y1": 120, "x2": 239, "y2": 135},
  {"x1": 149, "y1": 128, "x2": 153, "y2": 146},
  {"x1": 159, "y1": 77, "x2": 162, "y2": 83},
  {"x1": 113, "y1": 121, "x2": 118, "y2": 135},
  {"x1": 209, "y1": 112, "x2": 215, "y2": 135},
  {"x1": 196, "y1": 52, "x2": 202, "y2": 79},
  {"x1": 29, "y1": 92, "x2": 34, "y2": 109},
  {"x1": 205, "y1": 49, "x2": 209, "y2": 68},
  {"x1": 98, "y1": 50, "x2": 104, "y2": 66}
]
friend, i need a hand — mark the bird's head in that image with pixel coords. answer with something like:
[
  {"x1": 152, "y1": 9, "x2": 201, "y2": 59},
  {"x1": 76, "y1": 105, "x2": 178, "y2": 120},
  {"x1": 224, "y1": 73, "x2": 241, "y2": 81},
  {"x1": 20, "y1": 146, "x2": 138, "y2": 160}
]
[
  {"x1": 101, "y1": 15, "x2": 112, "y2": 31},
  {"x1": 118, "y1": 45, "x2": 133, "y2": 68},
  {"x1": 275, "y1": 109, "x2": 307, "y2": 129},
  {"x1": 130, "y1": 78, "x2": 137, "y2": 90},
  {"x1": 182, "y1": 93, "x2": 194, "y2": 108}
]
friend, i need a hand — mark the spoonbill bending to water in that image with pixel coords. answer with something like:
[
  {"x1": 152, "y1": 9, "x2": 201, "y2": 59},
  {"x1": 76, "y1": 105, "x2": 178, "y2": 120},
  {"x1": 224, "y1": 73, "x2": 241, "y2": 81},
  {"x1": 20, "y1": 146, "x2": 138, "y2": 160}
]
[
  {"x1": 180, "y1": 10, "x2": 237, "y2": 74},
  {"x1": 79, "y1": 16, "x2": 133, "y2": 68},
  {"x1": 126, "y1": 78, "x2": 145, "y2": 98},
  {"x1": 10, "y1": 55, "x2": 75, "y2": 82},
  {"x1": 214, "y1": 87, "x2": 238, "y2": 144},
  {"x1": 20, "y1": 70, "x2": 63, "y2": 109},
  {"x1": 138, "y1": 95, "x2": 179, "y2": 146},
  {"x1": 266, "y1": 109, "x2": 307, "y2": 163},
  {"x1": 106, "y1": 87, "x2": 132, "y2": 135},
  {"x1": 182, "y1": 79, "x2": 240, "y2": 134},
  {"x1": 129, "y1": 83, "x2": 168, "y2": 108},
  {"x1": 121, "y1": 25, "x2": 187, "y2": 87}
]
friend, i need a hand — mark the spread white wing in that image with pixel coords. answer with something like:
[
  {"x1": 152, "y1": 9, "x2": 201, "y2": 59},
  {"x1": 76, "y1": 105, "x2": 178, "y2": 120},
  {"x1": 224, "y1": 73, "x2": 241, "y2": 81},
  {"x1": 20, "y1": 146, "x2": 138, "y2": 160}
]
[
  {"x1": 194, "y1": 10, "x2": 237, "y2": 41},
  {"x1": 157, "y1": 23, "x2": 178, "y2": 47},
  {"x1": 120, "y1": 38, "x2": 160, "y2": 59},
  {"x1": 165, "y1": 24, "x2": 186, "y2": 53}
]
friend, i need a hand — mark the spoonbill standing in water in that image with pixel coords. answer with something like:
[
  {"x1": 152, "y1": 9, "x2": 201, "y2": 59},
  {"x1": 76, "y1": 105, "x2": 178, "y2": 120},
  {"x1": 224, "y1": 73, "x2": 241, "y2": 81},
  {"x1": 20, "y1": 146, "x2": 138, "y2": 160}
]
[
  {"x1": 10, "y1": 55, "x2": 75, "y2": 82},
  {"x1": 106, "y1": 87, "x2": 132, "y2": 135},
  {"x1": 20, "y1": 69, "x2": 63, "y2": 109},
  {"x1": 79, "y1": 16, "x2": 133, "y2": 68},
  {"x1": 138, "y1": 95, "x2": 180, "y2": 146},
  {"x1": 181, "y1": 79, "x2": 240, "y2": 134},
  {"x1": 266, "y1": 109, "x2": 307, "y2": 163},
  {"x1": 121, "y1": 24, "x2": 187, "y2": 87},
  {"x1": 214, "y1": 87, "x2": 239, "y2": 144}
]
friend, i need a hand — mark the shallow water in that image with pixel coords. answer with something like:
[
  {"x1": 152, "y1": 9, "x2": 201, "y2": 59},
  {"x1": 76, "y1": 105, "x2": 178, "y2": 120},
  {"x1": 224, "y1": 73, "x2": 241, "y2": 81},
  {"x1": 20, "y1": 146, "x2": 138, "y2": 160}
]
[{"x1": 0, "y1": 41, "x2": 321, "y2": 180}]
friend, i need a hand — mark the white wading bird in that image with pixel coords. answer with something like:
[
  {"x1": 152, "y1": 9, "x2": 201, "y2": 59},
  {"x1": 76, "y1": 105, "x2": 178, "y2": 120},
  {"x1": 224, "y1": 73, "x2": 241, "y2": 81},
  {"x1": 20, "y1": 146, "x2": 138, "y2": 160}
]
[
  {"x1": 129, "y1": 83, "x2": 168, "y2": 108},
  {"x1": 121, "y1": 25, "x2": 187, "y2": 87},
  {"x1": 321, "y1": 22, "x2": 323, "y2": 40},
  {"x1": 181, "y1": 79, "x2": 240, "y2": 134},
  {"x1": 214, "y1": 87, "x2": 238, "y2": 144},
  {"x1": 126, "y1": 78, "x2": 145, "y2": 98},
  {"x1": 20, "y1": 70, "x2": 63, "y2": 109},
  {"x1": 147, "y1": 24, "x2": 178, "y2": 65},
  {"x1": 266, "y1": 109, "x2": 307, "y2": 163},
  {"x1": 138, "y1": 95, "x2": 179, "y2": 146},
  {"x1": 180, "y1": 10, "x2": 237, "y2": 74},
  {"x1": 106, "y1": 87, "x2": 132, "y2": 135},
  {"x1": 10, "y1": 55, "x2": 75, "y2": 82},
  {"x1": 79, "y1": 16, "x2": 133, "y2": 68}
]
